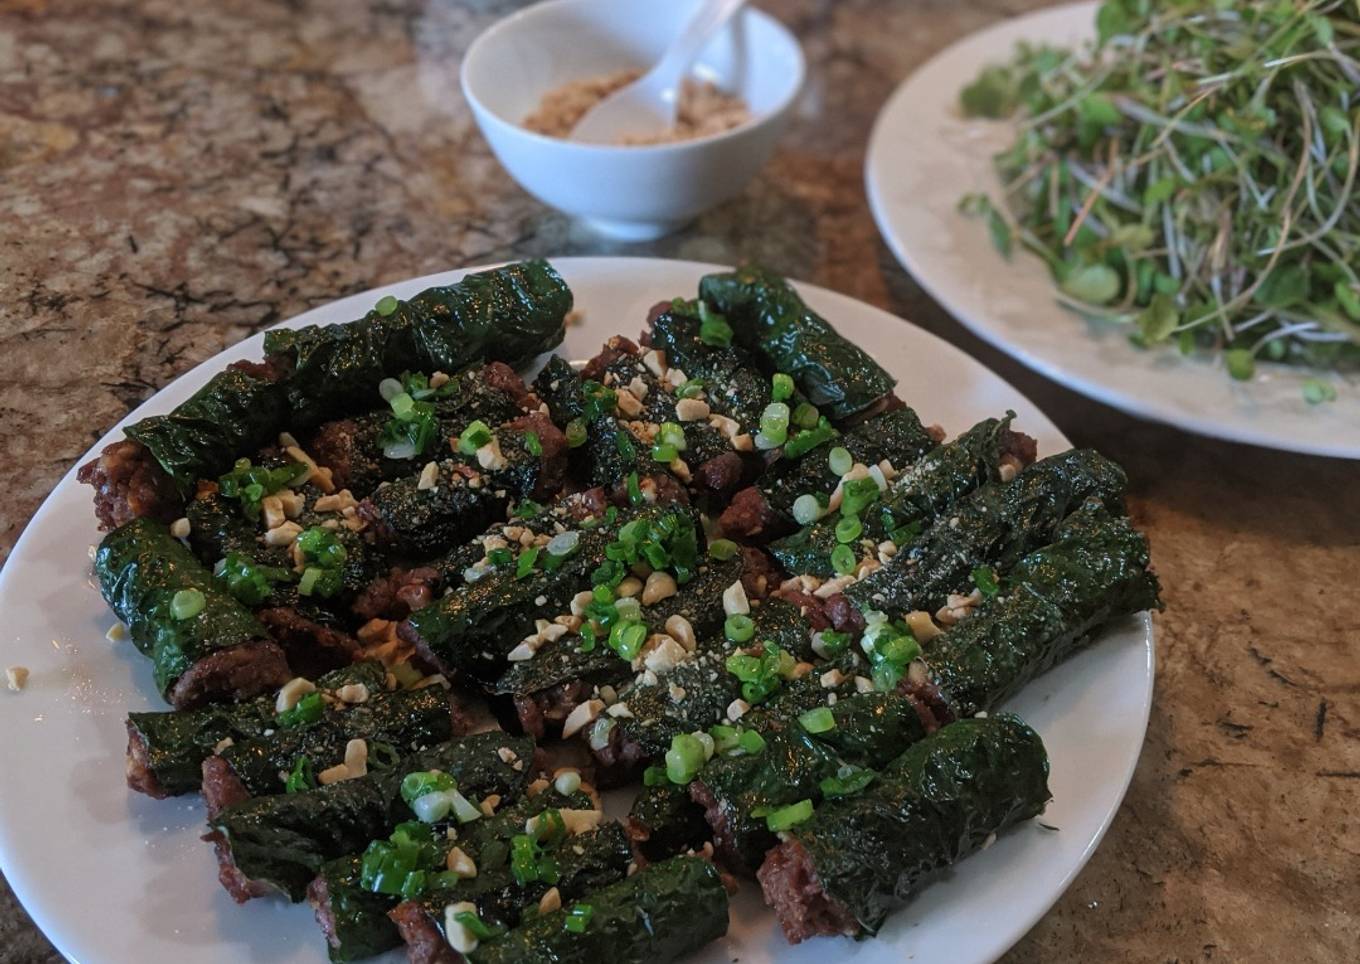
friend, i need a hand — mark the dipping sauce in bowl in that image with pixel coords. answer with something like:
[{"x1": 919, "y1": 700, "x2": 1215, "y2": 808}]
[{"x1": 460, "y1": 0, "x2": 804, "y2": 240}]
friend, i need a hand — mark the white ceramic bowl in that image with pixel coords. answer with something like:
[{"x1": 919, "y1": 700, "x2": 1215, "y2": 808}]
[{"x1": 460, "y1": 0, "x2": 805, "y2": 240}]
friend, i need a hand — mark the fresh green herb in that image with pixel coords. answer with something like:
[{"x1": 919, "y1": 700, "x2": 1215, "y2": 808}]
[
  {"x1": 360, "y1": 821, "x2": 441, "y2": 897},
  {"x1": 455, "y1": 911, "x2": 503, "y2": 941},
  {"x1": 615, "y1": 431, "x2": 637, "y2": 461},
  {"x1": 515, "y1": 546, "x2": 541, "y2": 580},
  {"x1": 400, "y1": 770, "x2": 457, "y2": 806},
  {"x1": 815, "y1": 629, "x2": 850, "y2": 658},
  {"x1": 1302, "y1": 377, "x2": 1338, "y2": 404},
  {"x1": 859, "y1": 611, "x2": 924, "y2": 691},
  {"x1": 513, "y1": 498, "x2": 544, "y2": 519},
  {"x1": 581, "y1": 380, "x2": 618, "y2": 421},
  {"x1": 625, "y1": 471, "x2": 643, "y2": 505},
  {"x1": 524, "y1": 431, "x2": 542, "y2": 456},
  {"x1": 959, "y1": 0, "x2": 1360, "y2": 383},
  {"x1": 294, "y1": 527, "x2": 347, "y2": 598}
]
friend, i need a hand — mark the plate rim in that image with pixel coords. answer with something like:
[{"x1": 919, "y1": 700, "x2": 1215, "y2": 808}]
[
  {"x1": 864, "y1": 0, "x2": 1360, "y2": 460},
  {"x1": 0, "y1": 255, "x2": 1155, "y2": 964}
]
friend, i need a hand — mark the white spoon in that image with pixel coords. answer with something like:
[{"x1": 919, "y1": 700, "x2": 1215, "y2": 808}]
[{"x1": 569, "y1": 0, "x2": 750, "y2": 144}]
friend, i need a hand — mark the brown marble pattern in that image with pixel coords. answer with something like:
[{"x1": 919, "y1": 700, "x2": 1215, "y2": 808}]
[{"x1": 1, "y1": 0, "x2": 1356, "y2": 961}]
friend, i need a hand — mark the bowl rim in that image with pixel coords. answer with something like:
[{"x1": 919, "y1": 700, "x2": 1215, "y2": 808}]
[{"x1": 458, "y1": 0, "x2": 806, "y2": 156}]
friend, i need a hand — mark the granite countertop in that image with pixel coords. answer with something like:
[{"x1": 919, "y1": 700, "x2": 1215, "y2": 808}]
[{"x1": 1, "y1": 0, "x2": 1356, "y2": 960}]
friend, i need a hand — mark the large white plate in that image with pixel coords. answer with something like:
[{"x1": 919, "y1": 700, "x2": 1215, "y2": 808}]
[
  {"x1": 0, "y1": 257, "x2": 1153, "y2": 964},
  {"x1": 866, "y1": 1, "x2": 1360, "y2": 459}
]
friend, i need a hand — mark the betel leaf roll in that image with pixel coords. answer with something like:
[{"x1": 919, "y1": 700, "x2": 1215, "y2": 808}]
[
  {"x1": 847, "y1": 447, "x2": 1128, "y2": 616},
  {"x1": 203, "y1": 684, "x2": 456, "y2": 810},
  {"x1": 699, "y1": 265, "x2": 896, "y2": 420},
  {"x1": 628, "y1": 782, "x2": 712, "y2": 862},
  {"x1": 265, "y1": 260, "x2": 571, "y2": 427},
  {"x1": 207, "y1": 732, "x2": 533, "y2": 902},
  {"x1": 123, "y1": 366, "x2": 290, "y2": 497},
  {"x1": 723, "y1": 405, "x2": 938, "y2": 539},
  {"x1": 692, "y1": 691, "x2": 931, "y2": 873},
  {"x1": 125, "y1": 662, "x2": 387, "y2": 798},
  {"x1": 95, "y1": 517, "x2": 289, "y2": 708},
  {"x1": 770, "y1": 414, "x2": 1021, "y2": 575},
  {"x1": 757, "y1": 715, "x2": 1050, "y2": 941},
  {"x1": 390, "y1": 822, "x2": 634, "y2": 962},
  {"x1": 647, "y1": 305, "x2": 775, "y2": 429},
  {"x1": 924, "y1": 500, "x2": 1162, "y2": 718},
  {"x1": 464, "y1": 856, "x2": 729, "y2": 964},
  {"x1": 314, "y1": 787, "x2": 611, "y2": 962}
]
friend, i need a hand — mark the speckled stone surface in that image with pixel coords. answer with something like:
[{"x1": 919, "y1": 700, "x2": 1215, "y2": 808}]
[{"x1": 1, "y1": 0, "x2": 1357, "y2": 961}]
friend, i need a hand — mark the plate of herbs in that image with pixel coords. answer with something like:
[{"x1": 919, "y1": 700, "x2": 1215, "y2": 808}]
[{"x1": 867, "y1": 0, "x2": 1360, "y2": 457}]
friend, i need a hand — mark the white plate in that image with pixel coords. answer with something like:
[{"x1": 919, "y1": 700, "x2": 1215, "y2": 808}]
[
  {"x1": 0, "y1": 257, "x2": 1153, "y2": 964},
  {"x1": 865, "y1": 1, "x2": 1360, "y2": 459}
]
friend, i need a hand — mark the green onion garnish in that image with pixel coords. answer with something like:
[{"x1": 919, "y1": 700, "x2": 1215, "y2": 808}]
[
  {"x1": 284, "y1": 755, "x2": 315, "y2": 794},
  {"x1": 374, "y1": 295, "x2": 398, "y2": 316},
  {"x1": 791, "y1": 493, "x2": 825, "y2": 526},
  {"x1": 707, "y1": 538, "x2": 739, "y2": 561},
  {"x1": 839, "y1": 477, "x2": 880, "y2": 517},
  {"x1": 827, "y1": 446, "x2": 853, "y2": 476},
  {"x1": 697, "y1": 301, "x2": 733, "y2": 347},
  {"x1": 565, "y1": 418, "x2": 587, "y2": 448},
  {"x1": 651, "y1": 443, "x2": 679, "y2": 463},
  {"x1": 763, "y1": 799, "x2": 814, "y2": 832},
  {"x1": 170, "y1": 588, "x2": 205, "y2": 621},
  {"x1": 457, "y1": 420, "x2": 493, "y2": 455},
  {"x1": 819, "y1": 764, "x2": 876, "y2": 798},
  {"x1": 625, "y1": 471, "x2": 643, "y2": 505},
  {"x1": 835, "y1": 516, "x2": 862, "y2": 544},
  {"x1": 277, "y1": 691, "x2": 324, "y2": 729},
  {"x1": 799, "y1": 706, "x2": 836, "y2": 734},
  {"x1": 830, "y1": 544, "x2": 857, "y2": 576},
  {"x1": 771, "y1": 372, "x2": 794, "y2": 402},
  {"x1": 664, "y1": 732, "x2": 707, "y2": 784},
  {"x1": 971, "y1": 565, "x2": 1000, "y2": 598},
  {"x1": 564, "y1": 903, "x2": 594, "y2": 933},
  {"x1": 677, "y1": 379, "x2": 705, "y2": 399},
  {"x1": 515, "y1": 547, "x2": 540, "y2": 580},
  {"x1": 791, "y1": 401, "x2": 820, "y2": 429},
  {"x1": 524, "y1": 431, "x2": 542, "y2": 456},
  {"x1": 724, "y1": 613, "x2": 755, "y2": 642},
  {"x1": 738, "y1": 729, "x2": 766, "y2": 754}
]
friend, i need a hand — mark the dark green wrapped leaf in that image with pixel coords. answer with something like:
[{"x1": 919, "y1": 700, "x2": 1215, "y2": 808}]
[
  {"x1": 771, "y1": 415, "x2": 1016, "y2": 575},
  {"x1": 533, "y1": 355, "x2": 647, "y2": 489},
  {"x1": 392, "y1": 822, "x2": 633, "y2": 959},
  {"x1": 758, "y1": 715, "x2": 1050, "y2": 939},
  {"x1": 314, "y1": 787, "x2": 607, "y2": 962},
  {"x1": 698, "y1": 265, "x2": 896, "y2": 420},
  {"x1": 748, "y1": 406, "x2": 937, "y2": 531},
  {"x1": 925, "y1": 500, "x2": 1162, "y2": 717},
  {"x1": 95, "y1": 517, "x2": 286, "y2": 706},
  {"x1": 265, "y1": 260, "x2": 571, "y2": 427},
  {"x1": 126, "y1": 662, "x2": 387, "y2": 798},
  {"x1": 647, "y1": 307, "x2": 776, "y2": 428},
  {"x1": 207, "y1": 732, "x2": 533, "y2": 901},
  {"x1": 215, "y1": 685, "x2": 454, "y2": 798},
  {"x1": 303, "y1": 365, "x2": 531, "y2": 497},
  {"x1": 628, "y1": 782, "x2": 711, "y2": 862},
  {"x1": 124, "y1": 367, "x2": 289, "y2": 497},
  {"x1": 468, "y1": 856, "x2": 728, "y2": 964},
  {"x1": 694, "y1": 691, "x2": 929, "y2": 872},
  {"x1": 848, "y1": 448, "x2": 1127, "y2": 616},
  {"x1": 492, "y1": 556, "x2": 743, "y2": 737}
]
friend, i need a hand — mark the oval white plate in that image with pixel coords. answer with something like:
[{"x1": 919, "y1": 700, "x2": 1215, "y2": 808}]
[
  {"x1": 866, "y1": 0, "x2": 1360, "y2": 459},
  {"x1": 0, "y1": 257, "x2": 1153, "y2": 964}
]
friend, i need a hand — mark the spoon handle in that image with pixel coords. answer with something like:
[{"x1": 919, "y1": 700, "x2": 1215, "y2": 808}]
[{"x1": 647, "y1": 0, "x2": 750, "y2": 93}]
